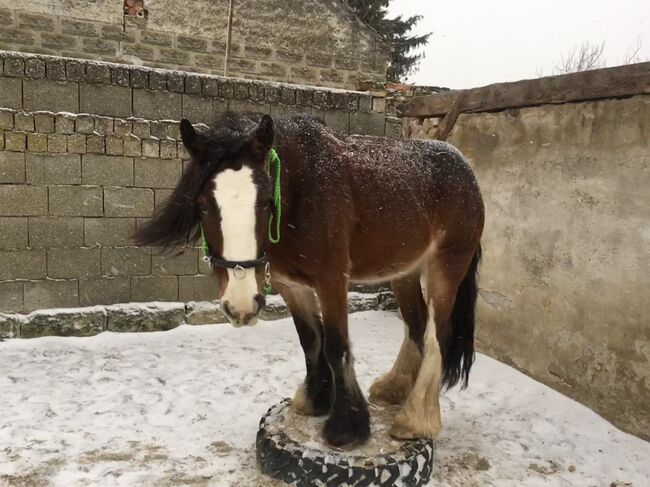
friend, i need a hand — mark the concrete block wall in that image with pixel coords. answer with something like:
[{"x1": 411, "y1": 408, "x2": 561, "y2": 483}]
[
  {"x1": 0, "y1": 51, "x2": 395, "y2": 313},
  {"x1": 0, "y1": 1, "x2": 389, "y2": 90}
]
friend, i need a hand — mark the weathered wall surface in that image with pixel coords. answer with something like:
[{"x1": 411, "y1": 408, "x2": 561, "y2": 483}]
[
  {"x1": 0, "y1": 51, "x2": 398, "y2": 313},
  {"x1": 408, "y1": 95, "x2": 650, "y2": 439},
  {"x1": 0, "y1": 0, "x2": 389, "y2": 89}
]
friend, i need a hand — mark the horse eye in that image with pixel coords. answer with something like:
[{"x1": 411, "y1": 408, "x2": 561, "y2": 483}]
[{"x1": 198, "y1": 203, "x2": 208, "y2": 215}]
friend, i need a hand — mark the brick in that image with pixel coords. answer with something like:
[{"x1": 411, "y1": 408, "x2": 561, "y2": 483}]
[
  {"x1": 25, "y1": 58, "x2": 46, "y2": 79},
  {"x1": 185, "y1": 75, "x2": 202, "y2": 95},
  {"x1": 276, "y1": 49, "x2": 303, "y2": 63},
  {"x1": 313, "y1": 91, "x2": 329, "y2": 108},
  {"x1": 40, "y1": 32, "x2": 79, "y2": 51},
  {"x1": 61, "y1": 18, "x2": 98, "y2": 36},
  {"x1": 0, "y1": 111, "x2": 14, "y2": 130},
  {"x1": 179, "y1": 274, "x2": 220, "y2": 302},
  {"x1": 23, "y1": 280, "x2": 79, "y2": 312},
  {"x1": 101, "y1": 247, "x2": 151, "y2": 276},
  {"x1": 48, "y1": 185, "x2": 103, "y2": 217},
  {"x1": 307, "y1": 53, "x2": 333, "y2": 68},
  {"x1": 48, "y1": 248, "x2": 101, "y2": 279},
  {"x1": 23, "y1": 80, "x2": 79, "y2": 113},
  {"x1": 281, "y1": 87, "x2": 296, "y2": 105},
  {"x1": 47, "y1": 134, "x2": 68, "y2": 153},
  {"x1": 131, "y1": 276, "x2": 178, "y2": 302},
  {"x1": 0, "y1": 281, "x2": 23, "y2": 314},
  {"x1": 83, "y1": 38, "x2": 119, "y2": 55},
  {"x1": 55, "y1": 115, "x2": 75, "y2": 134},
  {"x1": 0, "y1": 78, "x2": 23, "y2": 110},
  {"x1": 104, "y1": 188, "x2": 154, "y2": 217},
  {"x1": 102, "y1": 23, "x2": 129, "y2": 41},
  {"x1": 5, "y1": 132, "x2": 27, "y2": 151},
  {"x1": 66, "y1": 61, "x2": 86, "y2": 82},
  {"x1": 86, "y1": 135, "x2": 105, "y2": 154},
  {"x1": 249, "y1": 82, "x2": 266, "y2": 102},
  {"x1": 133, "y1": 90, "x2": 181, "y2": 120},
  {"x1": 330, "y1": 92, "x2": 358, "y2": 111},
  {"x1": 129, "y1": 69, "x2": 147, "y2": 89},
  {"x1": 260, "y1": 62, "x2": 286, "y2": 77},
  {"x1": 86, "y1": 64, "x2": 112, "y2": 84},
  {"x1": 0, "y1": 217, "x2": 28, "y2": 250},
  {"x1": 218, "y1": 79, "x2": 234, "y2": 99},
  {"x1": 195, "y1": 54, "x2": 225, "y2": 69},
  {"x1": 45, "y1": 59, "x2": 66, "y2": 81},
  {"x1": 26, "y1": 154, "x2": 81, "y2": 185},
  {"x1": 0, "y1": 28, "x2": 35, "y2": 47},
  {"x1": 158, "y1": 48, "x2": 190, "y2": 66},
  {"x1": 336, "y1": 57, "x2": 359, "y2": 71},
  {"x1": 149, "y1": 121, "x2": 166, "y2": 139},
  {"x1": 106, "y1": 136, "x2": 124, "y2": 155},
  {"x1": 181, "y1": 94, "x2": 214, "y2": 124},
  {"x1": 28, "y1": 133, "x2": 48, "y2": 152},
  {"x1": 245, "y1": 45, "x2": 272, "y2": 60},
  {"x1": 114, "y1": 119, "x2": 133, "y2": 137},
  {"x1": 0, "y1": 250, "x2": 46, "y2": 279},
  {"x1": 111, "y1": 67, "x2": 130, "y2": 87},
  {"x1": 123, "y1": 136, "x2": 142, "y2": 157},
  {"x1": 296, "y1": 88, "x2": 314, "y2": 107},
  {"x1": 67, "y1": 134, "x2": 87, "y2": 154},
  {"x1": 265, "y1": 85, "x2": 282, "y2": 104},
  {"x1": 80, "y1": 84, "x2": 132, "y2": 118},
  {"x1": 81, "y1": 154, "x2": 133, "y2": 186},
  {"x1": 152, "y1": 248, "x2": 198, "y2": 275},
  {"x1": 29, "y1": 217, "x2": 83, "y2": 248},
  {"x1": 202, "y1": 78, "x2": 219, "y2": 97},
  {"x1": 233, "y1": 82, "x2": 250, "y2": 100},
  {"x1": 167, "y1": 72, "x2": 185, "y2": 93},
  {"x1": 176, "y1": 35, "x2": 208, "y2": 52},
  {"x1": 75, "y1": 115, "x2": 94, "y2": 134},
  {"x1": 141, "y1": 139, "x2": 159, "y2": 158},
  {"x1": 147, "y1": 71, "x2": 167, "y2": 91},
  {"x1": 0, "y1": 185, "x2": 47, "y2": 216},
  {"x1": 291, "y1": 65, "x2": 317, "y2": 83},
  {"x1": 84, "y1": 218, "x2": 136, "y2": 246},
  {"x1": 132, "y1": 120, "x2": 150, "y2": 138},
  {"x1": 0, "y1": 151, "x2": 25, "y2": 183},
  {"x1": 79, "y1": 277, "x2": 130, "y2": 306},
  {"x1": 163, "y1": 122, "x2": 180, "y2": 140},
  {"x1": 350, "y1": 112, "x2": 386, "y2": 136},
  {"x1": 34, "y1": 113, "x2": 55, "y2": 133},
  {"x1": 159, "y1": 140, "x2": 177, "y2": 159},
  {"x1": 320, "y1": 69, "x2": 344, "y2": 84},
  {"x1": 142, "y1": 30, "x2": 174, "y2": 46},
  {"x1": 18, "y1": 12, "x2": 55, "y2": 30},
  {"x1": 95, "y1": 117, "x2": 114, "y2": 136},
  {"x1": 3, "y1": 57, "x2": 25, "y2": 77}
]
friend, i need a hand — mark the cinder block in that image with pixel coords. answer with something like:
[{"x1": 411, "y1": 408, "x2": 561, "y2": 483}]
[
  {"x1": 48, "y1": 185, "x2": 103, "y2": 217},
  {"x1": 106, "y1": 136, "x2": 124, "y2": 155},
  {"x1": 23, "y1": 80, "x2": 79, "y2": 113},
  {"x1": 46, "y1": 59, "x2": 66, "y2": 81},
  {"x1": 0, "y1": 281, "x2": 23, "y2": 313},
  {"x1": 67, "y1": 134, "x2": 87, "y2": 154},
  {"x1": 134, "y1": 158, "x2": 182, "y2": 188},
  {"x1": 104, "y1": 187, "x2": 154, "y2": 217},
  {"x1": 86, "y1": 64, "x2": 111, "y2": 84},
  {"x1": 55, "y1": 115, "x2": 76, "y2": 134},
  {"x1": 14, "y1": 113, "x2": 35, "y2": 131},
  {"x1": 151, "y1": 248, "x2": 198, "y2": 276},
  {"x1": 3, "y1": 57, "x2": 25, "y2": 77},
  {"x1": 25, "y1": 58, "x2": 45, "y2": 79},
  {"x1": 20, "y1": 308, "x2": 105, "y2": 337},
  {"x1": 101, "y1": 247, "x2": 151, "y2": 276},
  {"x1": 40, "y1": 32, "x2": 79, "y2": 50},
  {"x1": 123, "y1": 136, "x2": 142, "y2": 157},
  {"x1": 133, "y1": 89, "x2": 182, "y2": 120},
  {"x1": 141, "y1": 139, "x2": 159, "y2": 158},
  {"x1": 229, "y1": 99, "x2": 270, "y2": 115},
  {"x1": 0, "y1": 151, "x2": 25, "y2": 183},
  {"x1": 5, "y1": 132, "x2": 26, "y2": 151},
  {"x1": 84, "y1": 218, "x2": 136, "y2": 246},
  {"x1": 159, "y1": 140, "x2": 177, "y2": 159},
  {"x1": 0, "y1": 78, "x2": 23, "y2": 110},
  {"x1": 0, "y1": 250, "x2": 46, "y2": 279},
  {"x1": 80, "y1": 84, "x2": 132, "y2": 118},
  {"x1": 61, "y1": 18, "x2": 98, "y2": 36},
  {"x1": 0, "y1": 217, "x2": 28, "y2": 249},
  {"x1": 105, "y1": 302, "x2": 185, "y2": 332},
  {"x1": 83, "y1": 38, "x2": 119, "y2": 56},
  {"x1": 27, "y1": 133, "x2": 48, "y2": 152},
  {"x1": 114, "y1": 119, "x2": 132, "y2": 136},
  {"x1": 176, "y1": 35, "x2": 208, "y2": 52},
  {"x1": 23, "y1": 279, "x2": 79, "y2": 312},
  {"x1": 142, "y1": 31, "x2": 174, "y2": 47},
  {"x1": 182, "y1": 94, "x2": 215, "y2": 125},
  {"x1": 179, "y1": 274, "x2": 220, "y2": 303},
  {"x1": 47, "y1": 134, "x2": 68, "y2": 153},
  {"x1": 0, "y1": 111, "x2": 14, "y2": 130},
  {"x1": 86, "y1": 135, "x2": 105, "y2": 154},
  {"x1": 158, "y1": 48, "x2": 190, "y2": 66},
  {"x1": 26, "y1": 154, "x2": 81, "y2": 185},
  {"x1": 132, "y1": 120, "x2": 150, "y2": 138},
  {"x1": 75, "y1": 115, "x2": 95, "y2": 134},
  {"x1": 18, "y1": 12, "x2": 55, "y2": 30},
  {"x1": 0, "y1": 185, "x2": 47, "y2": 216},
  {"x1": 131, "y1": 275, "x2": 178, "y2": 302},
  {"x1": 79, "y1": 277, "x2": 130, "y2": 306},
  {"x1": 34, "y1": 113, "x2": 55, "y2": 133},
  {"x1": 48, "y1": 247, "x2": 101, "y2": 279},
  {"x1": 81, "y1": 154, "x2": 133, "y2": 186},
  {"x1": 29, "y1": 217, "x2": 84, "y2": 249},
  {"x1": 350, "y1": 112, "x2": 386, "y2": 136},
  {"x1": 94, "y1": 117, "x2": 114, "y2": 136},
  {"x1": 111, "y1": 67, "x2": 130, "y2": 87}
]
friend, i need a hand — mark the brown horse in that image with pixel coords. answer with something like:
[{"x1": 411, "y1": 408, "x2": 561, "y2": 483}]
[{"x1": 134, "y1": 112, "x2": 484, "y2": 447}]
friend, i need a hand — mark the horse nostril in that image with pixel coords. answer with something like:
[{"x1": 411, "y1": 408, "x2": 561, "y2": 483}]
[
  {"x1": 222, "y1": 300, "x2": 234, "y2": 319},
  {"x1": 253, "y1": 293, "x2": 266, "y2": 313}
]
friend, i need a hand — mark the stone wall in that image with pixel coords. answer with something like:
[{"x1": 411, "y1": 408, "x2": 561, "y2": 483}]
[
  {"x1": 0, "y1": 51, "x2": 397, "y2": 313},
  {"x1": 0, "y1": 0, "x2": 389, "y2": 89},
  {"x1": 407, "y1": 94, "x2": 650, "y2": 440}
]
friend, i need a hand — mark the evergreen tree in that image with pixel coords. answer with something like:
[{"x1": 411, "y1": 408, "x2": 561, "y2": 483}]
[{"x1": 347, "y1": 0, "x2": 431, "y2": 82}]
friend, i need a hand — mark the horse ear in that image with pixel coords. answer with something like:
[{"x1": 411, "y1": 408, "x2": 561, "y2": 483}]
[
  {"x1": 249, "y1": 115, "x2": 274, "y2": 159},
  {"x1": 180, "y1": 119, "x2": 199, "y2": 151}
]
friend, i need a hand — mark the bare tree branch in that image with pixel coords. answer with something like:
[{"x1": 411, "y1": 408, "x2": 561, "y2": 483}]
[
  {"x1": 554, "y1": 41, "x2": 606, "y2": 74},
  {"x1": 622, "y1": 35, "x2": 644, "y2": 64}
]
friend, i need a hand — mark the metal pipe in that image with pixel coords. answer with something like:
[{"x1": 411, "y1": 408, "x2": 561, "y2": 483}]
[{"x1": 224, "y1": 0, "x2": 234, "y2": 77}]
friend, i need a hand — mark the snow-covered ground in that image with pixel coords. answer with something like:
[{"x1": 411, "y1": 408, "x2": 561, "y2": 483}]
[{"x1": 0, "y1": 311, "x2": 648, "y2": 487}]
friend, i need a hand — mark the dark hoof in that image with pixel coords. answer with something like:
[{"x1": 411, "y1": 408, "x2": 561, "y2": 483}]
[{"x1": 323, "y1": 407, "x2": 371, "y2": 447}]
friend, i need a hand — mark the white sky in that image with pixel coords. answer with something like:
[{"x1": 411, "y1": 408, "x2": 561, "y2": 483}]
[{"x1": 387, "y1": 0, "x2": 650, "y2": 89}]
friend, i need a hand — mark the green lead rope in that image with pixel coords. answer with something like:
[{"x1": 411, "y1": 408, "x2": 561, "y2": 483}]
[{"x1": 267, "y1": 148, "x2": 282, "y2": 244}]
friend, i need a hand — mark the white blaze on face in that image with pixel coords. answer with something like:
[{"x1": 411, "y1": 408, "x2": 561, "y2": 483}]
[{"x1": 213, "y1": 166, "x2": 259, "y2": 320}]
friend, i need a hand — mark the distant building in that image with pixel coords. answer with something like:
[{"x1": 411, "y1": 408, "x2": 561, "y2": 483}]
[{"x1": 0, "y1": 0, "x2": 390, "y2": 89}]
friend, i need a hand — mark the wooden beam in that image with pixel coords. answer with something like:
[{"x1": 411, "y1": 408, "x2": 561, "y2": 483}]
[{"x1": 403, "y1": 62, "x2": 650, "y2": 117}]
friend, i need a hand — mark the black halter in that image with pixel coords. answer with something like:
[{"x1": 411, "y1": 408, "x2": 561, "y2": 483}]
[{"x1": 206, "y1": 253, "x2": 268, "y2": 270}]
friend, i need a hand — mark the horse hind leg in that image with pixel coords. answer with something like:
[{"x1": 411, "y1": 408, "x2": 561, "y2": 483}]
[
  {"x1": 369, "y1": 272, "x2": 426, "y2": 406},
  {"x1": 390, "y1": 246, "x2": 480, "y2": 440}
]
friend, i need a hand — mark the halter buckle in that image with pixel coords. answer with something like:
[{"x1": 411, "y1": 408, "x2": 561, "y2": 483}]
[{"x1": 232, "y1": 264, "x2": 247, "y2": 280}]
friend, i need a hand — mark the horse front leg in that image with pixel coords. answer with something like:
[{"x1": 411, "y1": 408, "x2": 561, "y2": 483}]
[
  {"x1": 277, "y1": 282, "x2": 331, "y2": 416},
  {"x1": 317, "y1": 279, "x2": 371, "y2": 447}
]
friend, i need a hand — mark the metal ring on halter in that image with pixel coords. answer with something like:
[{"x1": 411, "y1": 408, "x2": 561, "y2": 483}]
[{"x1": 232, "y1": 264, "x2": 247, "y2": 280}]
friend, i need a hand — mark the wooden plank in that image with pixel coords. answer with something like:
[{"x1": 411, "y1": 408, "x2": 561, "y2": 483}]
[{"x1": 403, "y1": 62, "x2": 650, "y2": 117}]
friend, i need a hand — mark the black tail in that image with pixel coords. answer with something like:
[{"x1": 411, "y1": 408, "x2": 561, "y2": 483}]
[{"x1": 442, "y1": 245, "x2": 481, "y2": 390}]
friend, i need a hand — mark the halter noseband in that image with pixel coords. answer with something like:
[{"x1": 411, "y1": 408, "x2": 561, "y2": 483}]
[{"x1": 205, "y1": 253, "x2": 268, "y2": 270}]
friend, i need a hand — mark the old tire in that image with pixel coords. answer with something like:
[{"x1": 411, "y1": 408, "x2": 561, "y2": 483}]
[{"x1": 256, "y1": 399, "x2": 434, "y2": 487}]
